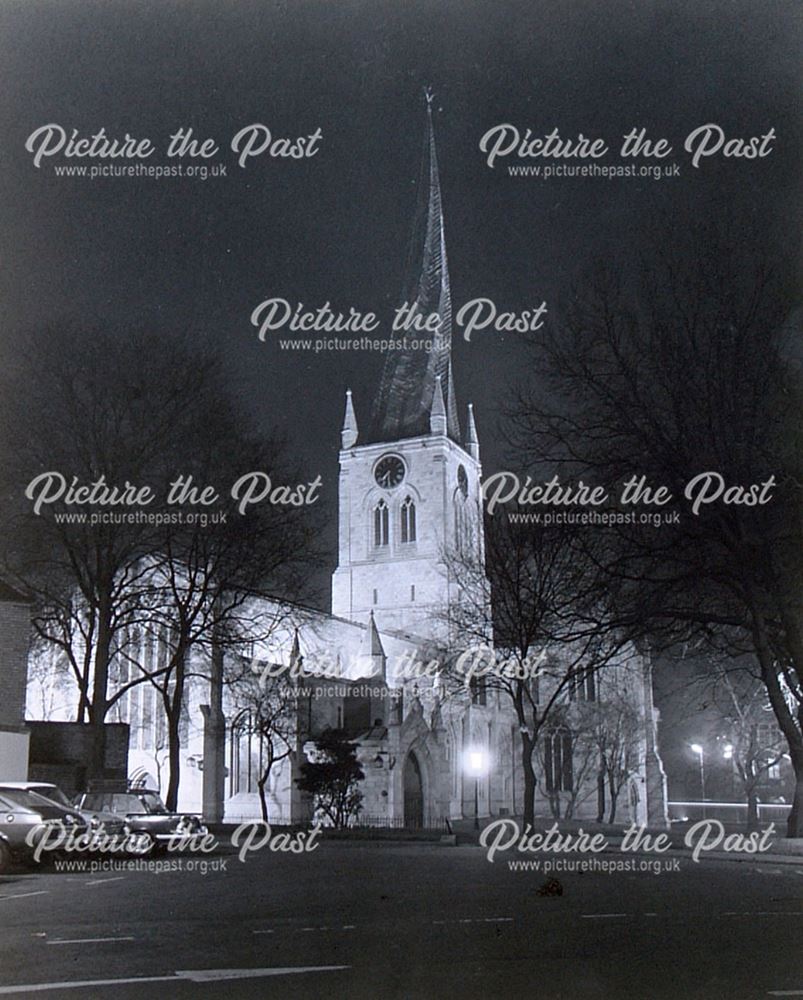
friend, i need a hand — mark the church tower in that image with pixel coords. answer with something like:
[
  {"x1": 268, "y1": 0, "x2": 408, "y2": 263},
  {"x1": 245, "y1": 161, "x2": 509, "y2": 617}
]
[{"x1": 331, "y1": 98, "x2": 486, "y2": 639}]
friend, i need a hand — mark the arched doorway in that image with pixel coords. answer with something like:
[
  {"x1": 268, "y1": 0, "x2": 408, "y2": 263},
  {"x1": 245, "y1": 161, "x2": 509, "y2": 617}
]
[{"x1": 403, "y1": 752, "x2": 424, "y2": 829}]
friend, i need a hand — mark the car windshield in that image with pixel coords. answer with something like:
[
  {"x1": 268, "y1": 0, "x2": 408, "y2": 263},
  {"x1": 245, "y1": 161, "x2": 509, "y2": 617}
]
[
  {"x1": 137, "y1": 792, "x2": 168, "y2": 814},
  {"x1": 109, "y1": 794, "x2": 147, "y2": 815},
  {"x1": 0, "y1": 789, "x2": 61, "y2": 813},
  {"x1": 32, "y1": 786, "x2": 72, "y2": 809},
  {"x1": 79, "y1": 791, "x2": 169, "y2": 815}
]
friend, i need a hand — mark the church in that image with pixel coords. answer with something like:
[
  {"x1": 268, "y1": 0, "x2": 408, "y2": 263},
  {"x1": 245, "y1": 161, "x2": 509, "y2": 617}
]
[
  {"x1": 206, "y1": 99, "x2": 515, "y2": 827},
  {"x1": 25, "y1": 103, "x2": 668, "y2": 831}
]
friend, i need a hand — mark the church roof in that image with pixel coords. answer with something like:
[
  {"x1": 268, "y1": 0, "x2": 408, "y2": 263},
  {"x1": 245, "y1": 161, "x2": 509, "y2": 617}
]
[
  {"x1": 369, "y1": 98, "x2": 461, "y2": 444},
  {"x1": 245, "y1": 597, "x2": 426, "y2": 686}
]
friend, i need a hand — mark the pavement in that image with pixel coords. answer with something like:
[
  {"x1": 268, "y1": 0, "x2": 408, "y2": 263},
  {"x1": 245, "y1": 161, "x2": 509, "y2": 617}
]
[{"x1": 1, "y1": 839, "x2": 802, "y2": 999}]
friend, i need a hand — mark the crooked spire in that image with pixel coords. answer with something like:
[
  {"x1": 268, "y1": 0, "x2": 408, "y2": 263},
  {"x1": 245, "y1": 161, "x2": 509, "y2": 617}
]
[{"x1": 370, "y1": 95, "x2": 460, "y2": 443}]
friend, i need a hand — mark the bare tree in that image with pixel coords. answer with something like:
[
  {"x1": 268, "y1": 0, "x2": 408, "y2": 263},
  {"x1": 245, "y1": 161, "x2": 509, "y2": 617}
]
[
  {"x1": 588, "y1": 674, "x2": 643, "y2": 824},
  {"x1": 1, "y1": 325, "x2": 321, "y2": 788},
  {"x1": 131, "y1": 440, "x2": 320, "y2": 809},
  {"x1": 687, "y1": 654, "x2": 789, "y2": 829},
  {"x1": 508, "y1": 236, "x2": 803, "y2": 835},
  {"x1": 535, "y1": 708, "x2": 599, "y2": 821},
  {"x1": 444, "y1": 511, "x2": 631, "y2": 828},
  {"x1": 226, "y1": 656, "x2": 298, "y2": 822}
]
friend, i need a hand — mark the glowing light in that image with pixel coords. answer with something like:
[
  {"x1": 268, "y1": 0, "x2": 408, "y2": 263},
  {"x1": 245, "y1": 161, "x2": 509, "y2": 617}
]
[{"x1": 464, "y1": 749, "x2": 488, "y2": 776}]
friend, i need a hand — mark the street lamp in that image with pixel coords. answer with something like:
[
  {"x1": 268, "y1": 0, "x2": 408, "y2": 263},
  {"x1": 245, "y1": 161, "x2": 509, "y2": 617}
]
[
  {"x1": 464, "y1": 748, "x2": 488, "y2": 831},
  {"x1": 690, "y1": 743, "x2": 706, "y2": 819},
  {"x1": 721, "y1": 742, "x2": 736, "y2": 799}
]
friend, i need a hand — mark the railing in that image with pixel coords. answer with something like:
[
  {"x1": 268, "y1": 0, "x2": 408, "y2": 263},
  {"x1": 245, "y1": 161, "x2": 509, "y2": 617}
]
[
  {"x1": 327, "y1": 814, "x2": 450, "y2": 832},
  {"x1": 668, "y1": 800, "x2": 791, "y2": 824}
]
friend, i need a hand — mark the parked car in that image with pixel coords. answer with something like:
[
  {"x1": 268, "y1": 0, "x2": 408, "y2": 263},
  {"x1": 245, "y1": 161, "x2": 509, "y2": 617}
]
[
  {"x1": 0, "y1": 782, "x2": 126, "y2": 837},
  {"x1": 74, "y1": 789, "x2": 207, "y2": 850},
  {"x1": 0, "y1": 788, "x2": 87, "y2": 872}
]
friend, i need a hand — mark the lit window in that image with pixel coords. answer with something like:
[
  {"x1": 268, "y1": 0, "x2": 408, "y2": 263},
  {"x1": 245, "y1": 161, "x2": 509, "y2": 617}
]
[
  {"x1": 374, "y1": 500, "x2": 389, "y2": 547},
  {"x1": 401, "y1": 496, "x2": 416, "y2": 543}
]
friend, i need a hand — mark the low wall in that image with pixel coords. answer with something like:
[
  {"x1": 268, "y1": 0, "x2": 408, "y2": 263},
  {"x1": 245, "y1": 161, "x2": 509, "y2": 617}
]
[{"x1": 26, "y1": 721, "x2": 130, "y2": 796}]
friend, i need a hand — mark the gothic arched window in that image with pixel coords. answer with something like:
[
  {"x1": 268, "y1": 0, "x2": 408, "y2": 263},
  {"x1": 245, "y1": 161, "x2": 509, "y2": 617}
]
[
  {"x1": 374, "y1": 499, "x2": 389, "y2": 547},
  {"x1": 400, "y1": 496, "x2": 416, "y2": 543},
  {"x1": 454, "y1": 491, "x2": 472, "y2": 551},
  {"x1": 568, "y1": 667, "x2": 596, "y2": 702},
  {"x1": 544, "y1": 727, "x2": 573, "y2": 793}
]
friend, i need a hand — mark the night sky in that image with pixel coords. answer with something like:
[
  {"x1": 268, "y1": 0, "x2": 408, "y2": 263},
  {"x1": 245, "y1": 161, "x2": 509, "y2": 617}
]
[{"x1": 1, "y1": 0, "x2": 800, "y2": 605}]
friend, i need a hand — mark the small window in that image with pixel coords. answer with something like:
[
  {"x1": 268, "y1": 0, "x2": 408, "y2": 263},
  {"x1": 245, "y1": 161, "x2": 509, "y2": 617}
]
[
  {"x1": 470, "y1": 676, "x2": 487, "y2": 706},
  {"x1": 400, "y1": 496, "x2": 416, "y2": 543},
  {"x1": 374, "y1": 500, "x2": 389, "y2": 547},
  {"x1": 373, "y1": 589, "x2": 378, "y2": 605},
  {"x1": 411, "y1": 584, "x2": 415, "y2": 601}
]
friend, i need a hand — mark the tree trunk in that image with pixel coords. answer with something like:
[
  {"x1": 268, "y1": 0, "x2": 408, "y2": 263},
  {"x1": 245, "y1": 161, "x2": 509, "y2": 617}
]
[
  {"x1": 788, "y1": 765, "x2": 803, "y2": 839},
  {"x1": 257, "y1": 775, "x2": 269, "y2": 822},
  {"x1": 605, "y1": 769, "x2": 621, "y2": 824},
  {"x1": 746, "y1": 789, "x2": 759, "y2": 832},
  {"x1": 749, "y1": 599, "x2": 803, "y2": 838},
  {"x1": 76, "y1": 668, "x2": 90, "y2": 724},
  {"x1": 596, "y1": 769, "x2": 606, "y2": 823},
  {"x1": 87, "y1": 595, "x2": 113, "y2": 783},
  {"x1": 521, "y1": 733, "x2": 536, "y2": 827},
  {"x1": 607, "y1": 785, "x2": 620, "y2": 825},
  {"x1": 164, "y1": 645, "x2": 187, "y2": 811},
  {"x1": 165, "y1": 707, "x2": 182, "y2": 810}
]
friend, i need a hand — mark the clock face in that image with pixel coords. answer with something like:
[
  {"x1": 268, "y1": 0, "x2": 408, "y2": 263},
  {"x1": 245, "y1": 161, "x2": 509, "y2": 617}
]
[
  {"x1": 457, "y1": 464, "x2": 468, "y2": 497},
  {"x1": 375, "y1": 455, "x2": 405, "y2": 489}
]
